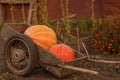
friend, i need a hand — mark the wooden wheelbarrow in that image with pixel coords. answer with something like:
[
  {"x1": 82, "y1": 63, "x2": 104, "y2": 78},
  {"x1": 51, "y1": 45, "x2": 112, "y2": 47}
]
[{"x1": 1, "y1": 23, "x2": 99, "y2": 78}]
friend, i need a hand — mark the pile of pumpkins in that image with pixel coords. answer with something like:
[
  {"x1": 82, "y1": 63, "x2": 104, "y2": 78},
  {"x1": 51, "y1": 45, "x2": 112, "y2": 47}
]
[{"x1": 24, "y1": 25, "x2": 75, "y2": 62}]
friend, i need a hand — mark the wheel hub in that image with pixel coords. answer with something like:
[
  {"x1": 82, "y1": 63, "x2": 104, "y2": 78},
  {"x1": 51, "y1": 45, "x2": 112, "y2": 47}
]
[{"x1": 12, "y1": 49, "x2": 26, "y2": 62}]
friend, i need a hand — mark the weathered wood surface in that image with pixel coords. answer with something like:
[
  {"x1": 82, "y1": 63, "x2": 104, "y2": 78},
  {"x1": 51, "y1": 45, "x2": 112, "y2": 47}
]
[
  {"x1": 0, "y1": 4, "x2": 4, "y2": 24},
  {"x1": 1, "y1": 23, "x2": 28, "y2": 41},
  {"x1": 59, "y1": 65, "x2": 98, "y2": 75},
  {"x1": 37, "y1": 44, "x2": 87, "y2": 78},
  {"x1": 1, "y1": 23, "x2": 88, "y2": 78},
  {"x1": 37, "y1": 45, "x2": 65, "y2": 66},
  {"x1": 5, "y1": 23, "x2": 29, "y2": 33},
  {"x1": 38, "y1": 56, "x2": 87, "y2": 78},
  {"x1": 0, "y1": 0, "x2": 33, "y2": 4},
  {"x1": 1, "y1": 24, "x2": 18, "y2": 41},
  {"x1": 27, "y1": 3, "x2": 34, "y2": 25},
  {"x1": 0, "y1": 0, "x2": 34, "y2": 24},
  {"x1": 38, "y1": 63, "x2": 64, "y2": 78}
]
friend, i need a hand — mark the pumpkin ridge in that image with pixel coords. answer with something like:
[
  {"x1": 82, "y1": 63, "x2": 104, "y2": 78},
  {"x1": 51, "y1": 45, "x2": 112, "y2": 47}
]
[{"x1": 24, "y1": 25, "x2": 57, "y2": 50}]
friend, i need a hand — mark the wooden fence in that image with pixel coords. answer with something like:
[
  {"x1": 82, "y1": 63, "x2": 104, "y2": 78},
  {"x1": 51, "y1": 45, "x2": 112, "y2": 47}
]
[{"x1": 0, "y1": 0, "x2": 119, "y2": 24}]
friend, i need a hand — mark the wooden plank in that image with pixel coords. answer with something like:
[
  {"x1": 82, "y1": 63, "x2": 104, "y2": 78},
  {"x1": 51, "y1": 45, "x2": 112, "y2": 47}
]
[
  {"x1": 0, "y1": 4, "x2": 4, "y2": 24},
  {"x1": 0, "y1": 0, "x2": 34, "y2": 24},
  {"x1": 0, "y1": 0, "x2": 33, "y2": 4},
  {"x1": 1, "y1": 24, "x2": 19, "y2": 41},
  {"x1": 59, "y1": 65, "x2": 99, "y2": 75},
  {"x1": 28, "y1": 0, "x2": 37, "y2": 25},
  {"x1": 37, "y1": 45, "x2": 64, "y2": 66},
  {"x1": 27, "y1": 0, "x2": 37, "y2": 25},
  {"x1": 27, "y1": 3, "x2": 34, "y2": 25}
]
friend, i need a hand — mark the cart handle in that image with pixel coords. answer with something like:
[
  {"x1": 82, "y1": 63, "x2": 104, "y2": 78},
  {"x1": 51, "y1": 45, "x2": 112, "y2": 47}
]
[{"x1": 58, "y1": 64, "x2": 99, "y2": 75}]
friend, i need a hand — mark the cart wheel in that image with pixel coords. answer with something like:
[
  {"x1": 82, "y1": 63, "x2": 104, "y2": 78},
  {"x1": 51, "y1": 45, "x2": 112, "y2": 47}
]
[{"x1": 4, "y1": 34, "x2": 38, "y2": 76}]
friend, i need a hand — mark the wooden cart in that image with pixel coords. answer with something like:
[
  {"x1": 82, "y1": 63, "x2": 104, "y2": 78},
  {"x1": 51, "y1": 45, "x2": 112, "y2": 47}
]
[{"x1": 1, "y1": 23, "x2": 99, "y2": 78}]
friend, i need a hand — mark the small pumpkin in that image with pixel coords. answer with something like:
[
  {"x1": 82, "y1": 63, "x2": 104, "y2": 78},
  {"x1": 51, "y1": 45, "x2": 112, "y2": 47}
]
[
  {"x1": 24, "y1": 25, "x2": 57, "y2": 50},
  {"x1": 49, "y1": 44, "x2": 75, "y2": 62}
]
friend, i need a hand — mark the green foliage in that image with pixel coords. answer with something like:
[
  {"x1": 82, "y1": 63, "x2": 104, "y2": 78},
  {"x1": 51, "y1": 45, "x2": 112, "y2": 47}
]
[
  {"x1": 60, "y1": 0, "x2": 71, "y2": 38},
  {"x1": 71, "y1": 17, "x2": 92, "y2": 35},
  {"x1": 38, "y1": 0, "x2": 50, "y2": 26},
  {"x1": 92, "y1": 16, "x2": 120, "y2": 55}
]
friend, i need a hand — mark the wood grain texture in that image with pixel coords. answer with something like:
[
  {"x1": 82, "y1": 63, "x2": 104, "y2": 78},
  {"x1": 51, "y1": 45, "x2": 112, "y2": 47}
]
[
  {"x1": 0, "y1": 4, "x2": 4, "y2": 24},
  {"x1": 0, "y1": 0, "x2": 33, "y2": 4}
]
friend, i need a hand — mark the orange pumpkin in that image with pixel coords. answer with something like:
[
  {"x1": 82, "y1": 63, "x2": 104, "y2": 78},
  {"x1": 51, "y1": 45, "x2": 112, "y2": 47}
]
[
  {"x1": 49, "y1": 44, "x2": 75, "y2": 62},
  {"x1": 24, "y1": 25, "x2": 57, "y2": 50}
]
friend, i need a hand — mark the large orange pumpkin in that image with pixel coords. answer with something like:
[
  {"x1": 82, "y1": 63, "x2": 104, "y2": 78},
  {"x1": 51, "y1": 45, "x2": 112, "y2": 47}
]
[
  {"x1": 49, "y1": 44, "x2": 75, "y2": 62},
  {"x1": 24, "y1": 25, "x2": 57, "y2": 50}
]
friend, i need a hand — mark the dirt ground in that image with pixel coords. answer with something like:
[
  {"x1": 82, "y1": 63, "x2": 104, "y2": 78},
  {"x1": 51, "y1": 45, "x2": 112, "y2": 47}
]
[{"x1": 0, "y1": 36, "x2": 120, "y2": 80}]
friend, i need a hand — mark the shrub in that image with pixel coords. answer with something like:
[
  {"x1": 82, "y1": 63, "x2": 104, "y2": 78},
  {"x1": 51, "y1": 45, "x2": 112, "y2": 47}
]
[
  {"x1": 71, "y1": 17, "x2": 92, "y2": 35},
  {"x1": 92, "y1": 16, "x2": 120, "y2": 55}
]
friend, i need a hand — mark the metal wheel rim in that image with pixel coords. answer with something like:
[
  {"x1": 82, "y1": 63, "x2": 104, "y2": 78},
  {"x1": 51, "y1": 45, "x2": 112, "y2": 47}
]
[{"x1": 5, "y1": 37, "x2": 30, "y2": 73}]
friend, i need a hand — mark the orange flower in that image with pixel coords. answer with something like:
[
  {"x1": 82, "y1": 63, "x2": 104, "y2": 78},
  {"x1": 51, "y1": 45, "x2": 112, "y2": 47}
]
[
  {"x1": 107, "y1": 46, "x2": 111, "y2": 49},
  {"x1": 93, "y1": 41, "x2": 98, "y2": 49},
  {"x1": 109, "y1": 39, "x2": 114, "y2": 43},
  {"x1": 100, "y1": 31, "x2": 104, "y2": 35},
  {"x1": 100, "y1": 47, "x2": 103, "y2": 51},
  {"x1": 97, "y1": 40, "x2": 101, "y2": 44},
  {"x1": 112, "y1": 48, "x2": 115, "y2": 52},
  {"x1": 108, "y1": 43, "x2": 112, "y2": 46},
  {"x1": 102, "y1": 45, "x2": 105, "y2": 49},
  {"x1": 94, "y1": 34, "x2": 99, "y2": 39},
  {"x1": 118, "y1": 46, "x2": 120, "y2": 49},
  {"x1": 99, "y1": 46, "x2": 105, "y2": 51}
]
